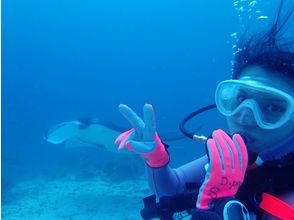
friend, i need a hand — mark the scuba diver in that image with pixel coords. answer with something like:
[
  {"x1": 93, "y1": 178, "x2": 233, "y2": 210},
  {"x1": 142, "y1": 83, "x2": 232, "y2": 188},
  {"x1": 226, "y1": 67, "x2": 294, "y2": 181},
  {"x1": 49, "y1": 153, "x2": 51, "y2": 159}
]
[{"x1": 114, "y1": 2, "x2": 294, "y2": 220}]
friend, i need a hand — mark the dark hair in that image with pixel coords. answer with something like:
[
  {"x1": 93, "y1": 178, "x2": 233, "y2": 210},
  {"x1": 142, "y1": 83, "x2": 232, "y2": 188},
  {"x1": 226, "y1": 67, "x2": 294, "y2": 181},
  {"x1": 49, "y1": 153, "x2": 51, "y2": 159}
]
[{"x1": 232, "y1": 1, "x2": 294, "y2": 80}]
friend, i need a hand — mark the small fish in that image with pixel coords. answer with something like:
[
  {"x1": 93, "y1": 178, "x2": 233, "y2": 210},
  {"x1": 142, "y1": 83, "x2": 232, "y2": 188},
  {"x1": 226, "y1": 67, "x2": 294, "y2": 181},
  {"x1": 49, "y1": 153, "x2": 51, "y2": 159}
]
[{"x1": 257, "y1": 15, "x2": 268, "y2": 20}]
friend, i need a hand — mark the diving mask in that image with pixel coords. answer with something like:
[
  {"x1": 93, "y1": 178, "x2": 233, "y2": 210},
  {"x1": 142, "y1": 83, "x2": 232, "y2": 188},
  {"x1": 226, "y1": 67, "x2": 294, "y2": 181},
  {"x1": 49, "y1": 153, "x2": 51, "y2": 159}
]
[{"x1": 215, "y1": 79, "x2": 294, "y2": 129}]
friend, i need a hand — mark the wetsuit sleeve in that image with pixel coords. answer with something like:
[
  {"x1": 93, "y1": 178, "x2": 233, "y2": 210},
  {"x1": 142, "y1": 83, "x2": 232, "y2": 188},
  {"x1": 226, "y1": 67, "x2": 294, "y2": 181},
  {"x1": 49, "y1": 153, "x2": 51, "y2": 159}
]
[{"x1": 146, "y1": 155, "x2": 208, "y2": 197}]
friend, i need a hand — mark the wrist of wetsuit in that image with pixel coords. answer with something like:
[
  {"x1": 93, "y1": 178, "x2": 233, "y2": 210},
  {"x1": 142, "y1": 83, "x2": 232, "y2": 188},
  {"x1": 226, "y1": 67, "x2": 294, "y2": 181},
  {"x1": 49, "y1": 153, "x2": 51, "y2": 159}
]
[
  {"x1": 141, "y1": 133, "x2": 170, "y2": 167},
  {"x1": 191, "y1": 197, "x2": 250, "y2": 220}
]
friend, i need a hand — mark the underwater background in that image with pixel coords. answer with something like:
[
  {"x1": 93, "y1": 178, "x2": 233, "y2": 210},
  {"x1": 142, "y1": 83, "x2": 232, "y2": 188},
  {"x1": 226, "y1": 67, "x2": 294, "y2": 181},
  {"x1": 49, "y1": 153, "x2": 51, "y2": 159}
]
[{"x1": 2, "y1": 0, "x2": 290, "y2": 219}]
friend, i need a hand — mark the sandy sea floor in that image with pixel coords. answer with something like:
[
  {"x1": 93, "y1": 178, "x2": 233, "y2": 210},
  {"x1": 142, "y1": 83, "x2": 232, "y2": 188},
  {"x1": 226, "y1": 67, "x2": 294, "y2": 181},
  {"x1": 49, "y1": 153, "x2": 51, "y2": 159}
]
[{"x1": 2, "y1": 176, "x2": 150, "y2": 220}]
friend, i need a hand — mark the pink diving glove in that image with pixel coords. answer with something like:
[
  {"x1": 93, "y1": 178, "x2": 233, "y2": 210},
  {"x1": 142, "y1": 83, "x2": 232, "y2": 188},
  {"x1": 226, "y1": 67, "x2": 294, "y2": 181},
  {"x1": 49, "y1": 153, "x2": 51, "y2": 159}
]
[
  {"x1": 114, "y1": 104, "x2": 169, "y2": 168},
  {"x1": 197, "y1": 129, "x2": 248, "y2": 209}
]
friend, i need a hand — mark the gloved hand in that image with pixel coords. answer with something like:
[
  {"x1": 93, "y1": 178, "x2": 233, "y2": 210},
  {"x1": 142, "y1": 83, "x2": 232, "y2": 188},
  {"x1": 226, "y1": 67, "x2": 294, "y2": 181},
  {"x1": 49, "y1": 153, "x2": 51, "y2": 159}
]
[
  {"x1": 196, "y1": 129, "x2": 248, "y2": 209},
  {"x1": 114, "y1": 104, "x2": 169, "y2": 167}
]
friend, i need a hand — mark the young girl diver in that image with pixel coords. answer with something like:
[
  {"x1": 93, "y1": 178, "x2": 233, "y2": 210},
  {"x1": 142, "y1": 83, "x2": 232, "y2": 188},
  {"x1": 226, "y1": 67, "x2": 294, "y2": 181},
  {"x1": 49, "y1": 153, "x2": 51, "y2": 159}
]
[{"x1": 115, "y1": 2, "x2": 294, "y2": 219}]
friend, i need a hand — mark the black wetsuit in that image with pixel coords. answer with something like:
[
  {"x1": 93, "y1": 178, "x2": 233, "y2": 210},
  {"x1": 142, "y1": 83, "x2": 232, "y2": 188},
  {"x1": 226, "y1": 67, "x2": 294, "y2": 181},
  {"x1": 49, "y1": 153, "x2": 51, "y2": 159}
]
[{"x1": 236, "y1": 153, "x2": 294, "y2": 219}]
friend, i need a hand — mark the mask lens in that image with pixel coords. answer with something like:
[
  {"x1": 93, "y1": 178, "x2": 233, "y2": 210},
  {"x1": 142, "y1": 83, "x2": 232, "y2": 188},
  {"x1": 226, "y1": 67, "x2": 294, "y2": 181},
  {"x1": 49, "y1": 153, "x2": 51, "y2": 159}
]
[
  {"x1": 217, "y1": 84, "x2": 244, "y2": 113},
  {"x1": 257, "y1": 92, "x2": 288, "y2": 124}
]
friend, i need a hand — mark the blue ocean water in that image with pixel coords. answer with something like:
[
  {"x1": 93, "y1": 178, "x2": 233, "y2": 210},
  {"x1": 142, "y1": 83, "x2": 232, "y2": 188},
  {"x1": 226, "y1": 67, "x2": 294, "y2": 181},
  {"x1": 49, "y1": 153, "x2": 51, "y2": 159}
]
[{"x1": 2, "y1": 0, "x2": 289, "y2": 219}]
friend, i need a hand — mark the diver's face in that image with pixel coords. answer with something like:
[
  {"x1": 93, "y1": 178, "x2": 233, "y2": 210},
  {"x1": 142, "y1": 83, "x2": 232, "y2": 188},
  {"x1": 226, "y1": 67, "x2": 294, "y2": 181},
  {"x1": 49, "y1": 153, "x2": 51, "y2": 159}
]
[{"x1": 226, "y1": 66, "x2": 294, "y2": 153}]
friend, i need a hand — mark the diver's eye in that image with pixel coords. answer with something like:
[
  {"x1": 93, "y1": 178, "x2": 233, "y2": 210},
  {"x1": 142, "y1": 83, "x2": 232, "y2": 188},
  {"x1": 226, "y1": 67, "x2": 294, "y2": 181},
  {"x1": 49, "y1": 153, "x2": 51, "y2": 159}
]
[
  {"x1": 264, "y1": 104, "x2": 285, "y2": 113},
  {"x1": 236, "y1": 95, "x2": 246, "y2": 103}
]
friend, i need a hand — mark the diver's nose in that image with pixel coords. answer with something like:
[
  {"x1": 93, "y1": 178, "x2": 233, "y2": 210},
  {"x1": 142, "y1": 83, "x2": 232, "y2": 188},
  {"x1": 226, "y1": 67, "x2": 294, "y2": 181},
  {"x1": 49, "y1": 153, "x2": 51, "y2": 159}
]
[{"x1": 234, "y1": 107, "x2": 257, "y2": 126}]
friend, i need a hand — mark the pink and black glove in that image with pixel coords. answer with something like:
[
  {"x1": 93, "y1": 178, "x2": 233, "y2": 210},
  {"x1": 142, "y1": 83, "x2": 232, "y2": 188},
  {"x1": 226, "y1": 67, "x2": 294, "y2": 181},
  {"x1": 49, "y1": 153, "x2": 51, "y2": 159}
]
[
  {"x1": 196, "y1": 129, "x2": 248, "y2": 209},
  {"x1": 114, "y1": 104, "x2": 169, "y2": 168}
]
